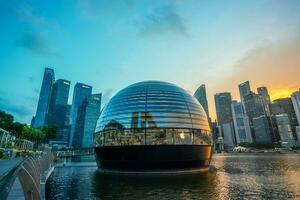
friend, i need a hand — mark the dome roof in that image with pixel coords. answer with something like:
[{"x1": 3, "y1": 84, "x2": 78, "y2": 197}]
[{"x1": 95, "y1": 81, "x2": 210, "y2": 132}]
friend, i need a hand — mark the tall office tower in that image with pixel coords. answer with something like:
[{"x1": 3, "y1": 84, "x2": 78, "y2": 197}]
[
  {"x1": 211, "y1": 121, "x2": 219, "y2": 142},
  {"x1": 253, "y1": 115, "x2": 273, "y2": 143},
  {"x1": 243, "y1": 92, "x2": 266, "y2": 123},
  {"x1": 275, "y1": 114, "x2": 295, "y2": 147},
  {"x1": 69, "y1": 83, "x2": 92, "y2": 146},
  {"x1": 238, "y1": 81, "x2": 251, "y2": 102},
  {"x1": 244, "y1": 92, "x2": 276, "y2": 141},
  {"x1": 296, "y1": 127, "x2": 300, "y2": 145},
  {"x1": 32, "y1": 68, "x2": 55, "y2": 128},
  {"x1": 257, "y1": 86, "x2": 271, "y2": 116},
  {"x1": 194, "y1": 84, "x2": 210, "y2": 120},
  {"x1": 291, "y1": 91, "x2": 300, "y2": 126},
  {"x1": 73, "y1": 93, "x2": 101, "y2": 148},
  {"x1": 221, "y1": 122, "x2": 235, "y2": 149},
  {"x1": 231, "y1": 101, "x2": 253, "y2": 144},
  {"x1": 46, "y1": 79, "x2": 71, "y2": 144},
  {"x1": 214, "y1": 92, "x2": 233, "y2": 126},
  {"x1": 270, "y1": 97, "x2": 298, "y2": 141},
  {"x1": 257, "y1": 87, "x2": 271, "y2": 105}
]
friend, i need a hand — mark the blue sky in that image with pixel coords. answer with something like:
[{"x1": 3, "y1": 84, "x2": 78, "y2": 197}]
[{"x1": 1, "y1": 0, "x2": 300, "y2": 123}]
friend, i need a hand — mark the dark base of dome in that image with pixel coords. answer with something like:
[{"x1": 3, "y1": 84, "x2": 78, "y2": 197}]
[{"x1": 94, "y1": 145, "x2": 212, "y2": 172}]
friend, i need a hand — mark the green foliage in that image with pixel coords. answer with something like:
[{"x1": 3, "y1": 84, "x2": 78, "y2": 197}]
[
  {"x1": 0, "y1": 149, "x2": 3, "y2": 158},
  {"x1": 0, "y1": 110, "x2": 14, "y2": 130},
  {"x1": 41, "y1": 124, "x2": 58, "y2": 141},
  {"x1": 0, "y1": 109, "x2": 48, "y2": 144},
  {"x1": 8, "y1": 122, "x2": 23, "y2": 138},
  {"x1": 21, "y1": 124, "x2": 46, "y2": 143}
]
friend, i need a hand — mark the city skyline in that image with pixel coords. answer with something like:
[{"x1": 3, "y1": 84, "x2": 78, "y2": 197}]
[{"x1": 1, "y1": 0, "x2": 300, "y2": 123}]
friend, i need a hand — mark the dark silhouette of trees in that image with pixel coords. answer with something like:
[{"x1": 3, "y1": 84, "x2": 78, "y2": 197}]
[{"x1": 0, "y1": 109, "x2": 58, "y2": 144}]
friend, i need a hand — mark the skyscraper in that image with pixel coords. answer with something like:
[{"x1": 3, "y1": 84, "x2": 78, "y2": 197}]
[
  {"x1": 221, "y1": 122, "x2": 235, "y2": 149},
  {"x1": 270, "y1": 97, "x2": 299, "y2": 141},
  {"x1": 275, "y1": 114, "x2": 295, "y2": 147},
  {"x1": 231, "y1": 101, "x2": 253, "y2": 144},
  {"x1": 73, "y1": 93, "x2": 102, "y2": 148},
  {"x1": 32, "y1": 68, "x2": 55, "y2": 128},
  {"x1": 243, "y1": 92, "x2": 266, "y2": 123},
  {"x1": 238, "y1": 81, "x2": 251, "y2": 102},
  {"x1": 253, "y1": 115, "x2": 273, "y2": 143},
  {"x1": 69, "y1": 83, "x2": 92, "y2": 146},
  {"x1": 257, "y1": 87, "x2": 271, "y2": 105},
  {"x1": 291, "y1": 91, "x2": 300, "y2": 126},
  {"x1": 46, "y1": 79, "x2": 71, "y2": 144},
  {"x1": 194, "y1": 84, "x2": 210, "y2": 119},
  {"x1": 257, "y1": 86, "x2": 271, "y2": 116},
  {"x1": 214, "y1": 92, "x2": 233, "y2": 126}
]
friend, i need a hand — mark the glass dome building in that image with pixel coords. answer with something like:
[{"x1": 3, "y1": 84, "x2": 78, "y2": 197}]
[{"x1": 94, "y1": 81, "x2": 213, "y2": 172}]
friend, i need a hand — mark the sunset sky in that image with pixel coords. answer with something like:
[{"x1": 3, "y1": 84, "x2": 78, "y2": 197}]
[{"x1": 0, "y1": 0, "x2": 300, "y2": 123}]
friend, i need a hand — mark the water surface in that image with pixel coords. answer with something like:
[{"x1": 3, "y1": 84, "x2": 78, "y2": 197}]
[{"x1": 46, "y1": 154, "x2": 300, "y2": 200}]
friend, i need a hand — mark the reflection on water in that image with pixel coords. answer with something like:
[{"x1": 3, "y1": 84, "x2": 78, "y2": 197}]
[{"x1": 46, "y1": 154, "x2": 300, "y2": 200}]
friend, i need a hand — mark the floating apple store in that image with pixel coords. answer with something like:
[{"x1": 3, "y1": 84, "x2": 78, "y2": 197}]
[{"x1": 94, "y1": 81, "x2": 212, "y2": 173}]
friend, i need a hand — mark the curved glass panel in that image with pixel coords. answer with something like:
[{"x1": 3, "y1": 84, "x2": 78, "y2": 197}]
[{"x1": 95, "y1": 81, "x2": 212, "y2": 146}]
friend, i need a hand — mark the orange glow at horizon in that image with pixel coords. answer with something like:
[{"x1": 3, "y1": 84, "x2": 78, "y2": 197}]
[{"x1": 269, "y1": 87, "x2": 299, "y2": 101}]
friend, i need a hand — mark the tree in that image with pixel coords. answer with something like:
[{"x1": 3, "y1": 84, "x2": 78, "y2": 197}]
[
  {"x1": 0, "y1": 110, "x2": 14, "y2": 130},
  {"x1": 41, "y1": 125, "x2": 58, "y2": 141},
  {"x1": 21, "y1": 124, "x2": 31, "y2": 140},
  {"x1": 8, "y1": 122, "x2": 24, "y2": 138}
]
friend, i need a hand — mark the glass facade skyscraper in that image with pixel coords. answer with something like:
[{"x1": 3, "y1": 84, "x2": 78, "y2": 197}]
[
  {"x1": 231, "y1": 101, "x2": 253, "y2": 144},
  {"x1": 243, "y1": 92, "x2": 266, "y2": 124},
  {"x1": 275, "y1": 114, "x2": 295, "y2": 147},
  {"x1": 73, "y1": 93, "x2": 101, "y2": 148},
  {"x1": 238, "y1": 81, "x2": 251, "y2": 102},
  {"x1": 271, "y1": 97, "x2": 299, "y2": 141},
  {"x1": 291, "y1": 91, "x2": 300, "y2": 127},
  {"x1": 69, "y1": 83, "x2": 92, "y2": 146},
  {"x1": 32, "y1": 68, "x2": 55, "y2": 128},
  {"x1": 253, "y1": 115, "x2": 272, "y2": 143},
  {"x1": 46, "y1": 79, "x2": 71, "y2": 143},
  {"x1": 194, "y1": 84, "x2": 210, "y2": 120},
  {"x1": 214, "y1": 92, "x2": 233, "y2": 126}
]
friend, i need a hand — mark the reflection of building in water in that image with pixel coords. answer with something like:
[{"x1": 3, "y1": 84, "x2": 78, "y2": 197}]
[{"x1": 94, "y1": 81, "x2": 213, "y2": 171}]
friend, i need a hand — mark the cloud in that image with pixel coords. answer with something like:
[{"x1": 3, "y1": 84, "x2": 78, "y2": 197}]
[
  {"x1": 77, "y1": 0, "x2": 134, "y2": 19},
  {"x1": 77, "y1": 0, "x2": 187, "y2": 36},
  {"x1": 138, "y1": 3, "x2": 187, "y2": 36},
  {"x1": 15, "y1": 2, "x2": 47, "y2": 26},
  {"x1": 15, "y1": 31, "x2": 49, "y2": 55},
  {"x1": 15, "y1": 31, "x2": 61, "y2": 57},
  {"x1": 214, "y1": 35, "x2": 300, "y2": 101},
  {"x1": 0, "y1": 96, "x2": 33, "y2": 123}
]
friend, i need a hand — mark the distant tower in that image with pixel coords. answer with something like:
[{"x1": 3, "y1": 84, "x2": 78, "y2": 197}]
[
  {"x1": 46, "y1": 79, "x2": 71, "y2": 143},
  {"x1": 73, "y1": 93, "x2": 101, "y2": 148},
  {"x1": 243, "y1": 92, "x2": 265, "y2": 124},
  {"x1": 271, "y1": 97, "x2": 298, "y2": 141},
  {"x1": 257, "y1": 87, "x2": 271, "y2": 105},
  {"x1": 194, "y1": 84, "x2": 210, "y2": 120},
  {"x1": 32, "y1": 68, "x2": 55, "y2": 128},
  {"x1": 69, "y1": 83, "x2": 92, "y2": 147},
  {"x1": 238, "y1": 81, "x2": 251, "y2": 102},
  {"x1": 253, "y1": 115, "x2": 273, "y2": 143},
  {"x1": 231, "y1": 101, "x2": 253, "y2": 144},
  {"x1": 214, "y1": 92, "x2": 233, "y2": 126},
  {"x1": 274, "y1": 114, "x2": 295, "y2": 147},
  {"x1": 291, "y1": 91, "x2": 300, "y2": 126}
]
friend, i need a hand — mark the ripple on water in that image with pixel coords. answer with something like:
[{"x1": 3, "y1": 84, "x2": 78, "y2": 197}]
[{"x1": 46, "y1": 154, "x2": 300, "y2": 200}]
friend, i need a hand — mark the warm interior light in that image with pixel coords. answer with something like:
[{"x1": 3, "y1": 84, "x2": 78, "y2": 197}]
[{"x1": 180, "y1": 132, "x2": 185, "y2": 139}]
